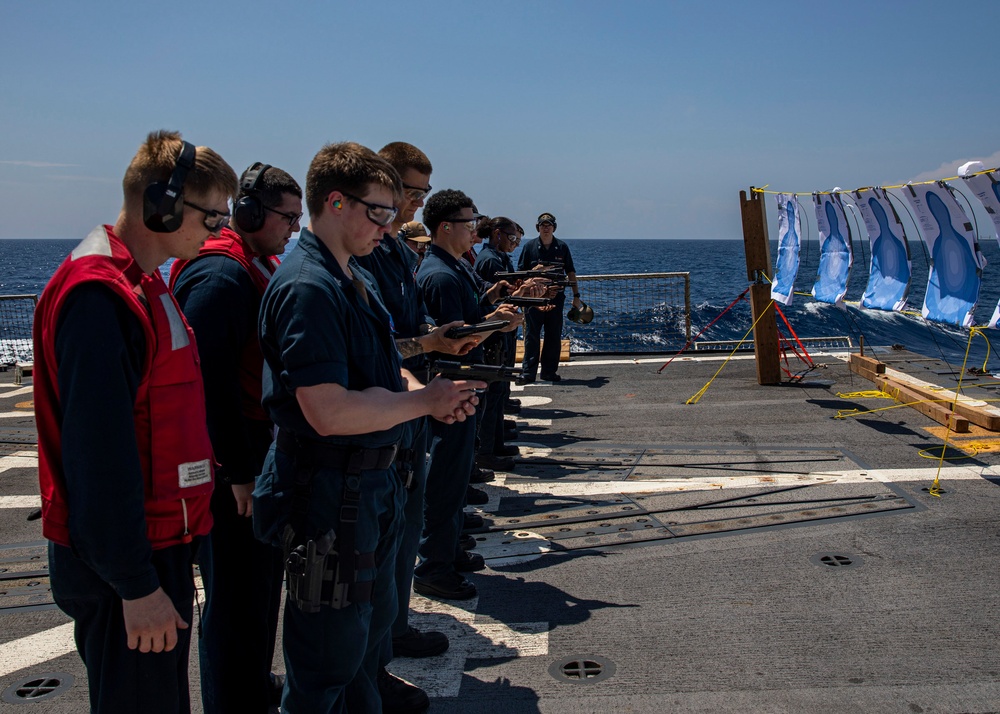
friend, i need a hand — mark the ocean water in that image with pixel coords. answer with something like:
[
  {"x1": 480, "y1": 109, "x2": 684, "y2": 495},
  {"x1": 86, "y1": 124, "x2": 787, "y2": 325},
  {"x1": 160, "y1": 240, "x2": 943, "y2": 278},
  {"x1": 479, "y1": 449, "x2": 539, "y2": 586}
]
[{"x1": 6, "y1": 236, "x2": 1000, "y2": 367}]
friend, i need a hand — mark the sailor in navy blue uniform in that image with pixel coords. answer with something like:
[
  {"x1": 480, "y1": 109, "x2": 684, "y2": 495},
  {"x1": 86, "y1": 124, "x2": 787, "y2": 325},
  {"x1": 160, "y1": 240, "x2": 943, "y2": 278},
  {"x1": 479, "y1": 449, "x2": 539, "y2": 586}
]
[
  {"x1": 414, "y1": 190, "x2": 521, "y2": 600},
  {"x1": 517, "y1": 212, "x2": 583, "y2": 381},
  {"x1": 253, "y1": 143, "x2": 481, "y2": 713},
  {"x1": 474, "y1": 217, "x2": 522, "y2": 462},
  {"x1": 353, "y1": 142, "x2": 482, "y2": 710}
]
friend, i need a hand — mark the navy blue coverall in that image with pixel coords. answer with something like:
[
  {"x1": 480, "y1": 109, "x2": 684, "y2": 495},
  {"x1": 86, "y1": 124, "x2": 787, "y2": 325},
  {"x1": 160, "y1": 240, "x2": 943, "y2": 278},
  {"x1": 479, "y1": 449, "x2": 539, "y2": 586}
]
[
  {"x1": 517, "y1": 235, "x2": 575, "y2": 378},
  {"x1": 254, "y1": 228, "x2": 405, "y2": 714},
  {"x1": 415, "y1": 244, "x2": 485, "y2": 580}
]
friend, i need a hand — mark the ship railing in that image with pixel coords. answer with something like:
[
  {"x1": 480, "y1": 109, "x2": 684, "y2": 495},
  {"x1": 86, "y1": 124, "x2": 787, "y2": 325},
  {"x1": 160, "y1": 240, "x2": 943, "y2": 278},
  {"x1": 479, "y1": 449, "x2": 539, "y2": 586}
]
[
  {"x1": 693, "y1": 335, "x2": 853, "y2": 352},
  {"x1": 0, "y1": 294, "x2": 37, "y2": 382},
  {"x1": 565, "y1": 272, "x2": 691, "y2": 354}
]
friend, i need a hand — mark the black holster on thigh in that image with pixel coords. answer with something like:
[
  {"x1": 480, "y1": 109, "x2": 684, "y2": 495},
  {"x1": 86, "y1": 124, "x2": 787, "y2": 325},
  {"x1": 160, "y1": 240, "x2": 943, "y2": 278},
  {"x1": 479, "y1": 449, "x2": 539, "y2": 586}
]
[{"x1": 276, "y1": 430, "x2": 397, "y2": 612}]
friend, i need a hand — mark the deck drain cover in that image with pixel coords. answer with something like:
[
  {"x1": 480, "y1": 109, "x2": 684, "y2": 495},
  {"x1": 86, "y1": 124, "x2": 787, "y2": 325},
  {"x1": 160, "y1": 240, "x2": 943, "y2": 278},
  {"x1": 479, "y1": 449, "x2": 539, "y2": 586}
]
[
  {"x1": 810, "y1": 553, "x2": 863, "y2": 570},
  {"x1": 548, "y1": 655, "x2": 615, "y2": 684},
  {"x1": 2, "y1": 673, "x2": 75, "y2": 704}
]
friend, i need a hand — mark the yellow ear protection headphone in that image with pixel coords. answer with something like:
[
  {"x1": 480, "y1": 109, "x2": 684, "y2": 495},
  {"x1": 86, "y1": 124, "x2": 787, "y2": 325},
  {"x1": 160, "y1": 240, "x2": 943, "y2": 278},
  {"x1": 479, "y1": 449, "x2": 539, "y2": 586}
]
[{"x1": 143, "y1": 140, "x2": 196, "y2": 233}]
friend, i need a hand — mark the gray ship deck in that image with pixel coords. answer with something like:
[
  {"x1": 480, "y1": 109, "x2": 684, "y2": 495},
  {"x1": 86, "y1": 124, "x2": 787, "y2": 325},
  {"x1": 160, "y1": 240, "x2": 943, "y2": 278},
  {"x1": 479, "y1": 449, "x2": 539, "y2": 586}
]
[{"x1": 2, "y1": 348, "x2": 1000, "y2": 713}]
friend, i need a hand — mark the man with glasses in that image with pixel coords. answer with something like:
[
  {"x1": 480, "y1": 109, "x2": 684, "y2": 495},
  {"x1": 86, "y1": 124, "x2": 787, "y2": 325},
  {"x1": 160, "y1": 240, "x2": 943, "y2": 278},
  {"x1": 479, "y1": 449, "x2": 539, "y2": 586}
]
[
  {"x1": 34, "y1": 131, "x2": 237, "y2": 713},
  {"x1": 518, "y1": 212, "x2": 583, "y2": 382},
  {"x1": 474, "y1": 218, "x2": 526, "y2": 469},
  {"x1": 170, "y1": 163, "x2": 302, "y2": 714},
  {"x1": 400, "y1": 221, "x2": 431, "y2": 265},
  {"x1": 354, "y1": 142, "x2": 483, "y2": 713},
  {"x1": 253, "y1": 142, "x2": 483, "y2": 712},
  {"x1": 414, "y1": 190, "x2": 523, "y2": 600}
]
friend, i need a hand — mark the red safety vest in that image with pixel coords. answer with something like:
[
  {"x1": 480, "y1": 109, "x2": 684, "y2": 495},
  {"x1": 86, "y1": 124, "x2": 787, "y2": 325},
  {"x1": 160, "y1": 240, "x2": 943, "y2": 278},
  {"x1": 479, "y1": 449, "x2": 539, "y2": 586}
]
[
  {"x1": 34, "y1": 225, "x2": 214, "y2": 549},
  {"x1": 169, "y1": 227, "x2": 279, "y2": 421}
]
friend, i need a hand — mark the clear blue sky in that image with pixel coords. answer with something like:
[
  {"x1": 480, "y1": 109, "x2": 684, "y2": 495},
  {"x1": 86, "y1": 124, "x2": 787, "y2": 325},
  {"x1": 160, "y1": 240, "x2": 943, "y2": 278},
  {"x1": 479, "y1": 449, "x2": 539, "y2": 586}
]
[{"x1": 3, "y1": 0, "x2": 999, "y2": 240}]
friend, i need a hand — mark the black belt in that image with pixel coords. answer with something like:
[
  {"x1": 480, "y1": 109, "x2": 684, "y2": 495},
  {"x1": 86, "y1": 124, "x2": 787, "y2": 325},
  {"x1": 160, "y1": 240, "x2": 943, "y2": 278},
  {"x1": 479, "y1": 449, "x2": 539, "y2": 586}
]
[{"x1": 277, "y1": 430, "x2": 398, "y2": 472}]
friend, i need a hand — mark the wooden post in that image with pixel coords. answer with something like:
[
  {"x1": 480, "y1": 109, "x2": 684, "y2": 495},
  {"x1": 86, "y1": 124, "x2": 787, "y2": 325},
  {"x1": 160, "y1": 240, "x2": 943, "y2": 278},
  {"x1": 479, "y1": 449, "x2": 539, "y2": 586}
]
[{"x1": 740, "y1": 189, "x2": 781, "y2": 385}]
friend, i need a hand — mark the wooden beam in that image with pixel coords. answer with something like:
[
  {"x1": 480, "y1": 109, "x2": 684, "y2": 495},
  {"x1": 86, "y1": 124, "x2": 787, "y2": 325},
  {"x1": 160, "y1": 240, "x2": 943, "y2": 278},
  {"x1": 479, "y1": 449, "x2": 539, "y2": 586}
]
[
  {"x1": 876, "y1": 376, "x2": 970, "y2": 433},
  {"x1": 947, "y1": 400, "x2": 1000, "y2": 432},
  {"x1": 848, "y1": 354, "x2": 886, "y2": 382},
  {"x1": 849, "y1": 362, "x2": 884, "y2": 384},
  {"x1": 849, "y1": 354, "x2": 885, "y2": 374},
  {"x1": 740, "y1": 189, "x2": 781, "y2": 385},
  {"x1": 846, "y1": 353, "x2": 1000, "y2": 432}
]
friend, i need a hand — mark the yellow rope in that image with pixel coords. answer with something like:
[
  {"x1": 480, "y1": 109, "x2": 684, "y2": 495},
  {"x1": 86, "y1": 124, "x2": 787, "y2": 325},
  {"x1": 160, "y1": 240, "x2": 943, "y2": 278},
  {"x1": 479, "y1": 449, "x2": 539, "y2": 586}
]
[
  {"x1": 686, "y1": 300, "x2": 776, "y2": 405},
  {"x1": 750, "y1": 166, "x2": 998, "y2": 197},
  {"x1": 919, "y1": 442, "x2": 992, "y2": 459},
  {"x1": 834, "y1": 398, "x2": 960, "y2": 420},
  {"x1": 919, "y1": 445, "x2": 971, "y2": 460},
  {"x1": 835, "y1": 392, "x2": 1000, "y2": 421},
  {"x1": 979, "y1": 331, "x2": 995, "y2": 372},
  {"x1": 928, "y1": 328, "x2": 982, "y2": 496},
  {"x1": 836, "y1": 390, "x2": 892, "y2": 399}
]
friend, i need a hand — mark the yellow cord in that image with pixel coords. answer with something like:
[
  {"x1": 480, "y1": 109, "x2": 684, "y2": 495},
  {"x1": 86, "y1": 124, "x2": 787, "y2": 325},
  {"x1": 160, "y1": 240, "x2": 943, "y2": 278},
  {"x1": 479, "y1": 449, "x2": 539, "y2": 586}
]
[
  {"x1": 928, "y1": 328, "x2": 982, "y2": 496},
  {"x1": 918, "y1": 442, "x2": 990, "y2": 459},
  {"x1": 750, "y1": 167, "x2": 998, "y2": 197},
  {"x1": 979, "y1": 332, "x2": 995, "y2": 372},
  {"x1": 834, "y1": 397, "x2": 965, "y2": 420},
  {"x1": 686, "y1": 300, "x2": 776, "y2": 405},
  {"x1": 836, "y1": 390, "x2": 891, "y2": 399},
  {"x1": 919, "y1": 445, "x2": 970, "y2": 460}
]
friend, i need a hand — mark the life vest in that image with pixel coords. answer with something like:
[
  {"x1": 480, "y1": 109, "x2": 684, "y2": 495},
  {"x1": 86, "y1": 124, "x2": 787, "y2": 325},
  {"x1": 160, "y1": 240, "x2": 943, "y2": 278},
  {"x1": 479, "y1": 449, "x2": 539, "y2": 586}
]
[
  {"x1": 169, "y1": 227, "x2": 279, "y2": 421},
  {"x1": 34, "y1": 225, "x2": 214, "y2": 549}
]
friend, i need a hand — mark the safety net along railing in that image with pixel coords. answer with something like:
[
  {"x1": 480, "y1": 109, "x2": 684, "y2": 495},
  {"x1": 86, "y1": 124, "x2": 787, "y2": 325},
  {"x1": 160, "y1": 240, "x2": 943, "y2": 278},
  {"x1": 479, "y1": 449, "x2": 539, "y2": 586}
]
[
  {"x1": 692, "y1": 335, "x2": 853, "y2": 352},
  {"x1": 0, "y1": 295, "x2": 37, "y2": 366},
  {"x1": 564, "y1": 272, "x2": 691, "y2": 353}
]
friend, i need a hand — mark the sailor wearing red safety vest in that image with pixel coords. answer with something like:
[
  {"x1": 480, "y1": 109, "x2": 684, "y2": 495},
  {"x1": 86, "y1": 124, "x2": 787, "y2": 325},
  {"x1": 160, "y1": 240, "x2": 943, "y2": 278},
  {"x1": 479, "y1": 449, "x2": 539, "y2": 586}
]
[
  {"x1": 33, "y1": 131, "x2": 237, "y2": 714},
  {"x1": 172, "y1": 225, "x2": 282, "y2": 420}
]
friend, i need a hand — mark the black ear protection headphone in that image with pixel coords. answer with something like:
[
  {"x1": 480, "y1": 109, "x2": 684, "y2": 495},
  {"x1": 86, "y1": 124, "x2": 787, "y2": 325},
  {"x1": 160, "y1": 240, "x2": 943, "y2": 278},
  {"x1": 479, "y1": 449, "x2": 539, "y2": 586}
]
[
  {"x1": 143, "y1": 141, "x2": 196, "y2": 233},
  {"x1": 232, "y1": 162, "x2": 272, "y2": 232}
]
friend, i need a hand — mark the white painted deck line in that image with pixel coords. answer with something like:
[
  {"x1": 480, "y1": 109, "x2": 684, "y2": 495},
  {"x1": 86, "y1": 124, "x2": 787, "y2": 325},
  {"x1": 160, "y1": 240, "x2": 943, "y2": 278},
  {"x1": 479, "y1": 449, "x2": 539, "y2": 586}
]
[
  {"x1": 0, "y1": 495, "x2": 39, "y2": 509},
  {"x1": 388, "y1": 595, "x2": 548, "y2": 697},
  {"x1": 0, "y1": 453, "x2": 39, "y2": 473},
  {"x1": 487, "y1": 465, "x2": 999, "y2": 497},
  {"x1": 0, "y1": 411, "x2": 34, "y2": 419},
  {"x1": 0, "y1": 386, "x2": 33, "y2": 399},
  {"x1": 513, "y1": 417, "x2": 552, "y2": 428},
  {"x1": 515, "y1": 396, "x2": 551, "y2": 408},
  {"x1": 0, "y1": 623, "x2": 76, "y2": 678}
]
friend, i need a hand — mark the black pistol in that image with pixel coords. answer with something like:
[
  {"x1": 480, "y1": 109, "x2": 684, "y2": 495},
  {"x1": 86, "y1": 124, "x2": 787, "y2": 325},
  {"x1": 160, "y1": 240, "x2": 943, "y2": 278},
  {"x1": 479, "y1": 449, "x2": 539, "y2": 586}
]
[
  {"x1": 500, "y1": 296, "x2": 557, "y2": 308},
  {"x1": 430, "y1": 360, "x2": 524, "y2": 384},
  {"x1": 495, "y1": 270, "x2": 566, "y2": 282}
]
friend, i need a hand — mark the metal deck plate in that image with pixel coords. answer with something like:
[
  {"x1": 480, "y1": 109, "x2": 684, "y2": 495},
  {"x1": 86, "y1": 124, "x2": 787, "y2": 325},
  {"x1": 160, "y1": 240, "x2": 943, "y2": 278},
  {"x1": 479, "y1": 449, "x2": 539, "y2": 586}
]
[
  {"x1": 509, "y1": 445, "x2": 862, "y2": 481},
  {"x1": 0, "y1": 426, "x2": 37, "y2": 456},
  {"x1": 478, "y1": 445, "x2": 914, "y2": 560},
  {"x1": 512, "y1": 448, "x2": 640, "y2": 481},
  {"x1": 0, "y1": 543, "x2": 52, "y2": 610},
  {"x1": 477, "y1": 483, "x2": 912, "y2": 559}
]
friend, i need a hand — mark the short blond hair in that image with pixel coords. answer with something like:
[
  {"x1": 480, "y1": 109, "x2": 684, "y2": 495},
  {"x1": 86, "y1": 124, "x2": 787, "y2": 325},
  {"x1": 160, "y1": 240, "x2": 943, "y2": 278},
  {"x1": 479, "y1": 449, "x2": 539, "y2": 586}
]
[
  {"x1": 122, "y1": 130, "x2": 237, "y2": 204},
  {"x1": 306, "y1": 142, "x2": 402, "y2": 218}
]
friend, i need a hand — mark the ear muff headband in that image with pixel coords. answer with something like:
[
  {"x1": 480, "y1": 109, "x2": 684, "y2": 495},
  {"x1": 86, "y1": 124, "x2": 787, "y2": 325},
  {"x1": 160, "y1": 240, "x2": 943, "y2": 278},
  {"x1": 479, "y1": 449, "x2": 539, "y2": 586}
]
[
  {"x1": 143, "y1": 141, "x2": 196, "y2": 233},
  {"x1": 233, "y1": 162, "x2": 272, "y2": 233}
]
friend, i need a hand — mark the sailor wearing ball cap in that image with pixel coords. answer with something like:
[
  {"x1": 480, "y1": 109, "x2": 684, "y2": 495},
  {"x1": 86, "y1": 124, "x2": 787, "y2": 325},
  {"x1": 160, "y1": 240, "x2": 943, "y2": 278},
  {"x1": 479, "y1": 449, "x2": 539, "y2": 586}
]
[{"x1": 400, "y1": 221, "x2": 431, "y2": 264}]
